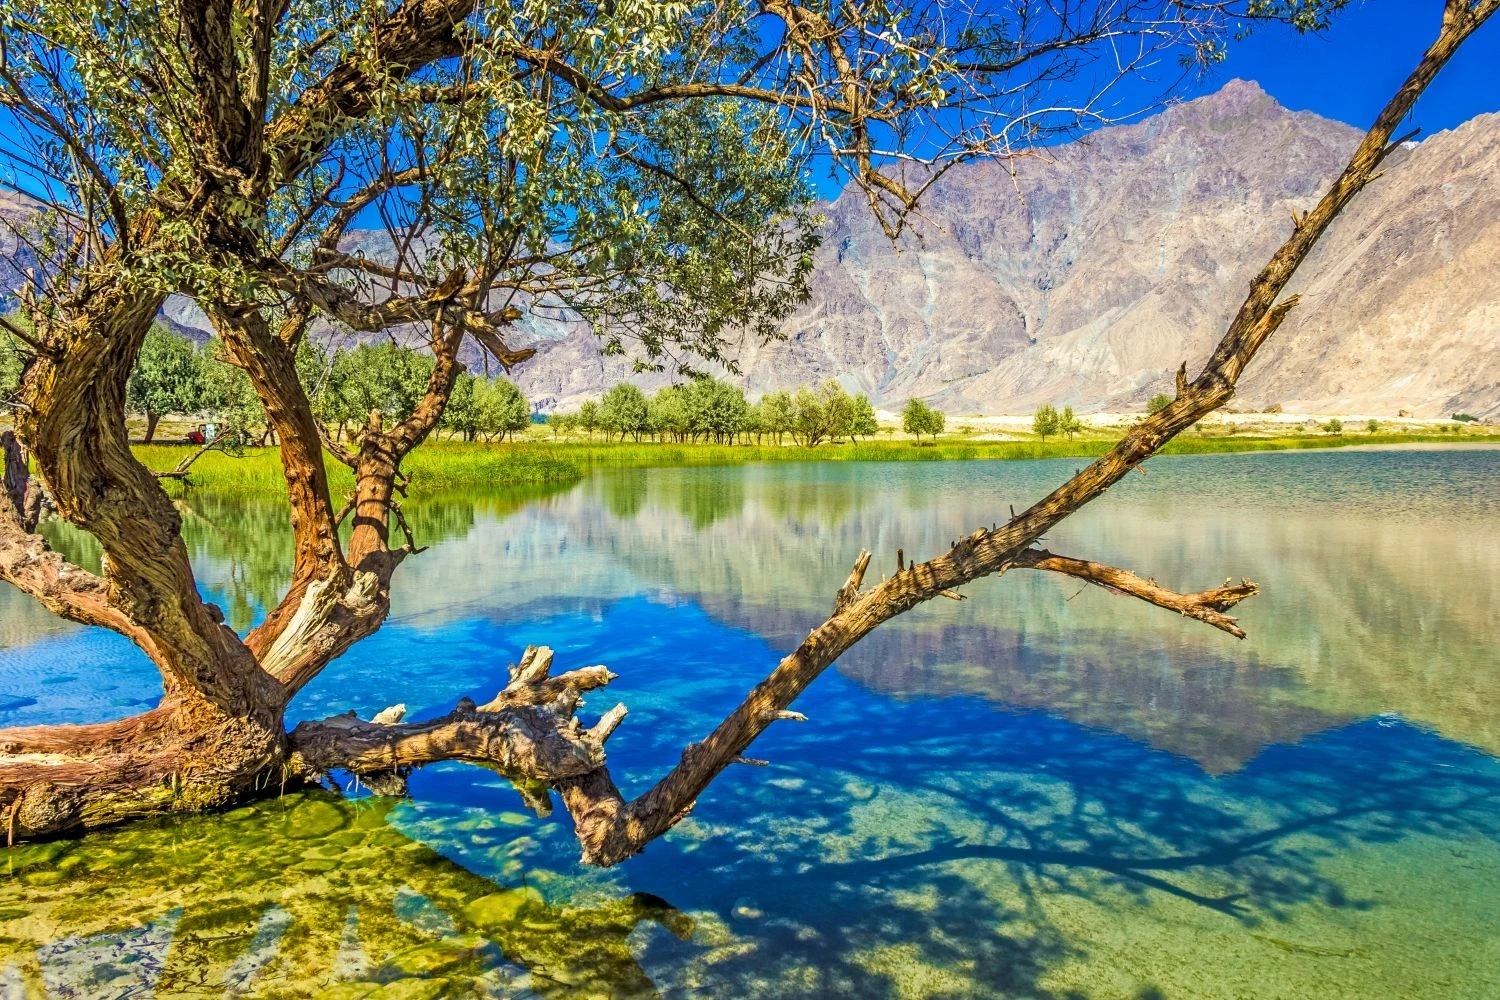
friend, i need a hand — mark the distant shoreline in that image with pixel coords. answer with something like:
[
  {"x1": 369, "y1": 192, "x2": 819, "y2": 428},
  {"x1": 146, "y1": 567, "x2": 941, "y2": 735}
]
[{"x1": 129, "y1": 431, "x2": 1498, "y2": 493}]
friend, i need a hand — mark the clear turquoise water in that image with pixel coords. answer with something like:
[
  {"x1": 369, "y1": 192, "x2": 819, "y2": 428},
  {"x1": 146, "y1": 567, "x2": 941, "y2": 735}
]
[{"x1": 2, "y1": 447, "x2": 1498, "y2": 997}]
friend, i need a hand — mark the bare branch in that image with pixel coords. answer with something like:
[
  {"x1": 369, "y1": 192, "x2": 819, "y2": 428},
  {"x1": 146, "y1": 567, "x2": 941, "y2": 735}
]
[
  {"x1": 150, "y1": 431, "x2": 234, "y2": 480},
  {"x1": 531, "y1": 5, "x2": 1495, "y2": 866},
  {"x1": 1011, "y1": 548, "x2": 1259, "y2": 638},
  {"x1": 287, "y1": 645, "x2": 616, "y2": 788}
]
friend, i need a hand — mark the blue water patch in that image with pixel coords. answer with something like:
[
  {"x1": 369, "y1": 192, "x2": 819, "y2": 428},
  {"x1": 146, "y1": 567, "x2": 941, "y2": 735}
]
[
  {"x1": 0, "y1": 628, "x2": 161, "y2": 727},
  {"x1": 297, "y1": 595, "x2": 1500, "y2": 929}
]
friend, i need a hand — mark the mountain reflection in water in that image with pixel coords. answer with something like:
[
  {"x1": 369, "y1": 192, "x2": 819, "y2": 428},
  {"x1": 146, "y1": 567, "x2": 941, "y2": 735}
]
[{"x1": 1, "y1": 447, "x2": 1497, "y2": 997}]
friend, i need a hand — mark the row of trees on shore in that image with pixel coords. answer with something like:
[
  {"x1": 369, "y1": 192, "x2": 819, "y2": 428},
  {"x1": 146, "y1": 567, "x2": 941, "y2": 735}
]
[
  {"x1": 551, "y1": 379, "x2": 881, "y2": 446},
  {"x1": 12, "y1": 326, "x2": 535, "y2": 444},
  {"x1": 8, "y1": 321, "x2": 962, "y2": 448}
]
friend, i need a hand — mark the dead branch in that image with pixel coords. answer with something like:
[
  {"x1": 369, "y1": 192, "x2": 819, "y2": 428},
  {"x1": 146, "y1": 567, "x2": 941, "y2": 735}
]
[
  {"x1": 526, "y1": 9, "x2": 1495, "y2": 866},
  {"x1": 151, "y1": 431, "x2": 233, "y2": 480},
  {"x1": 1010, "y1": 548, "x2": 1259, "y2": 639},
  {"x1": 286, "y1": 645, "x2": 615, "y2": 789},
  {"x1": 286, "y1": 701, "x2": 604, "y2": 786}
]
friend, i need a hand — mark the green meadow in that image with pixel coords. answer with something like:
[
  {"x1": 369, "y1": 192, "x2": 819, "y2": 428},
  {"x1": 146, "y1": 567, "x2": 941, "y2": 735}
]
[{"x1": 131, "y1": 430, "x2": 1494, "y2": 493}]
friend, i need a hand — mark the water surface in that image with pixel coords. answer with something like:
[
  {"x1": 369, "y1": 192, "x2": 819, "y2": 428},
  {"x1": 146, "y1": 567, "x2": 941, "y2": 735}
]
[{"x1": 2, "y1": 448, "x2": 1498, "y2": 997}]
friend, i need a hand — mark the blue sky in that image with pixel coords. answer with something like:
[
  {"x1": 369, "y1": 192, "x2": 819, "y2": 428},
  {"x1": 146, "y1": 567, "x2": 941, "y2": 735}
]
[
  {"x1": 797, "y1": 0, "x2": 1500, "y2": 199},
  {"x1": 1187, "y1": 0, "x2": 1499, "y2": 133},
  {"x1": 2, "y1": 1, "x2": 1493, "y2": 210}
]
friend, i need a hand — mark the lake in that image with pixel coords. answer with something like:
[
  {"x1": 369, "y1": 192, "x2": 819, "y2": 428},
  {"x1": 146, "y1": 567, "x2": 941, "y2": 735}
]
[{"x1": 2, "y1": 447, "x2": 1498, "y2": 998}]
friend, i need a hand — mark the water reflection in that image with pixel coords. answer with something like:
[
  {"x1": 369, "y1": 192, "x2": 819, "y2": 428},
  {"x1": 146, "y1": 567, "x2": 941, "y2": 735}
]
[
  {"x1": 378, "y1": 449, "x2": 1500, "y2": 767},
  {"x1": 2, "y1": 448, "x2": 1498, "y2": 996}
]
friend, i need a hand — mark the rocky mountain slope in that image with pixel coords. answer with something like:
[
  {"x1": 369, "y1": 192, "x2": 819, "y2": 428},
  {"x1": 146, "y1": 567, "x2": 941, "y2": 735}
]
[
  {"x1": 4, "y1": 80, "x2": 1497, "y2": 417},
  {"x1": 512, "y1": 80, "x2": 1500, "y2": 418}
]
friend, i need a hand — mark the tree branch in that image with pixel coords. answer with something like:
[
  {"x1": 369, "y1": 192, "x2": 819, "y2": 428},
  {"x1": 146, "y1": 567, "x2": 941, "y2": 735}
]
[
  {"x1": 207, "y1": 308, "x2": 351, "y2": 665},
  {"x1": 286, "y1": 645, "x2": 615, "y2": 793},
  {"x1": 529, "y1": 6, "x2": 1495, "y2": 866},
  {"x1": 1010, "y1": 548, "x2": 1258, "y2": 639},
  {"x1": 150, "y1": 431, "x2": 234, "y2": 480}
]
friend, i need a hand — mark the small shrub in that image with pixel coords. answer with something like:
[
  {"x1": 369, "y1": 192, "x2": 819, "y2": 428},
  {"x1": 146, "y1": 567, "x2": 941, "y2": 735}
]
[{"x1": 1146, "y1": 393, "x2": 1173, "y2": 415}]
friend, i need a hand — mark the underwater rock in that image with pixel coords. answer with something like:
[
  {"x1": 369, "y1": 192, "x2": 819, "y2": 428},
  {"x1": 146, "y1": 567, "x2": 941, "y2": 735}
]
[
  {"x1": 462, "y1": 888, "x2": 544, "y2": 931},
  {"x1": 285, "y1": 798, "x2": 349, "y2": 839}
]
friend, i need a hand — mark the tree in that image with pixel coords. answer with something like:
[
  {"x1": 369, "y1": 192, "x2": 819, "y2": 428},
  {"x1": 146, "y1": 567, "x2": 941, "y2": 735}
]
[
  {"x1": 851, "y1": 395, "x2": 879, "y2": 440},
  {"x1": 1060, "y1": 407, "x2": 1084, "y2": 439},
  {"x1": 601, "y1": 384, "x2": 651, "y2": 442},
  {"x1": 819, "y1": 381, "x2": 856, "y2": 443},
  {"x1": 684, "y1": 378, "x2": 750, "y2": 443},
  {"x1": 0, "y1": 0, "x2": 1480, "y2": 871},
  {"x1": 441, "y1": 372, "x2": 481, "y2": 441},
  {"x1": 326, "y1": 344, "x2": 438, "y2": 431},
  {"x1": 1032, "y1": 405, "x2": 1061, "y2": 441},
  {"x1": 792, "y1": 386, "x2": 828, "y2": 447},
  {"x1": 1147, "y1": 393, "x2": 1175, "y2": 415},
  {"x1": 649, "y1": 386, "x2": 691, "y2": 442},
  {"x1": 904, "y1": 398, "x2": 944, "y2": 441},
  {"x1": 1367, "y1": 419, "x2": 1380, "y2": 433},
  {"x1": 199, "y1": 338, "x2": 266, "y2": 441},
  {"x1": 473, "y1": 378, "x2": 532, "y2": 442},
  {"x1": 1323, "y1": 418, "x2": 1344, "y2": 434},
  {"x1": 127, "y1": 326, "x2": 204, "y2": 442},
  {"x1": 759, "y1": 391, "x2": 795, "y2": 445},
  {"x1": 578, "y1": 400, "x2": 602, "y2": 440}
]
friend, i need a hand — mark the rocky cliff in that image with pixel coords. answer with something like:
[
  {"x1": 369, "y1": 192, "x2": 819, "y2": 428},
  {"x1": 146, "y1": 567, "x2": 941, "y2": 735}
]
[
  {"x1": 5, "y1": 79, "x2": 1497, "y2": 417},
  {"x1": 512, "y1": 79, "x2": 1500, "y2": 418}
]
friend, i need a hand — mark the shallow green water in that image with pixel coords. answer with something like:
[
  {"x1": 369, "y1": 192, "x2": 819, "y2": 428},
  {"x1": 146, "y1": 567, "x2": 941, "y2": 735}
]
[{"x1": 1, "y1": 447, "x2": 1498, "y2": 997}]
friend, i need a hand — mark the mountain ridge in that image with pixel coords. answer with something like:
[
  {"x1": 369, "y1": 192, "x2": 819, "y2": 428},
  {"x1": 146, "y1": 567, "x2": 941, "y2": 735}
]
[
  {"x1": 510, "y1": 78, "x2": 1499, "y2": 418},
  {"x1": 4, "y1": 80, "x2": 1497, "y2": 418}
]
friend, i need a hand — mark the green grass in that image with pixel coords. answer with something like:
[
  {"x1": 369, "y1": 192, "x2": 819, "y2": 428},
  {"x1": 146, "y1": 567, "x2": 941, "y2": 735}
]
[
  {"x1": 132, "y1": 429, "x2": 1492, "y2": 492},
  {"x1": 133, "y1": 442, "x2": 582, "y2": 493},
  {"x1": 521, "y1": 431, "x2": 1489, "y2": 468}
]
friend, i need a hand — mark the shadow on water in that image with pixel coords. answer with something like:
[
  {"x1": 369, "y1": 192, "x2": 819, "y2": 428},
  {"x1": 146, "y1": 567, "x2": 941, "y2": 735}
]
[
  {"x1": 4, "y1": 703, "x2": 1495, "y2": 998},
  {"x1": 604, "y1": 681, "x2": 1500, "y2": 998}
]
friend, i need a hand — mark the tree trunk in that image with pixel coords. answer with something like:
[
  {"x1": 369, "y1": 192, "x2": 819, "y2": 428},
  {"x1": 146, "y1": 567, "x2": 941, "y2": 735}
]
[{"x1": 143, "y1": 412, "x2": 161, "y2": 443}]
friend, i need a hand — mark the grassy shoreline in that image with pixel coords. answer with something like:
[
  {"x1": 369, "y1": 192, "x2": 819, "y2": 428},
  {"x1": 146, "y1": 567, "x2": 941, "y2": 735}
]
[
  {"x1": 134, "y1": 443, "x2": 583, "y2": 493},
  {"x1": 130, "y1": 430, "x2": 1497, "y2": 492}
]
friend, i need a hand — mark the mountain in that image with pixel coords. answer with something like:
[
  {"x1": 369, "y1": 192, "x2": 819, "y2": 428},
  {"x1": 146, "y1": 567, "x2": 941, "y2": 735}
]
[
  {"x1": 4, "y1": 80, "x2": 1497, "y2": 417},
  {"x1": 0, "y1": 191, "x2": 42, "y2": 295},
  {"x1": 511, "y1": 79, "x2": 1500, "y2": 418}
]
